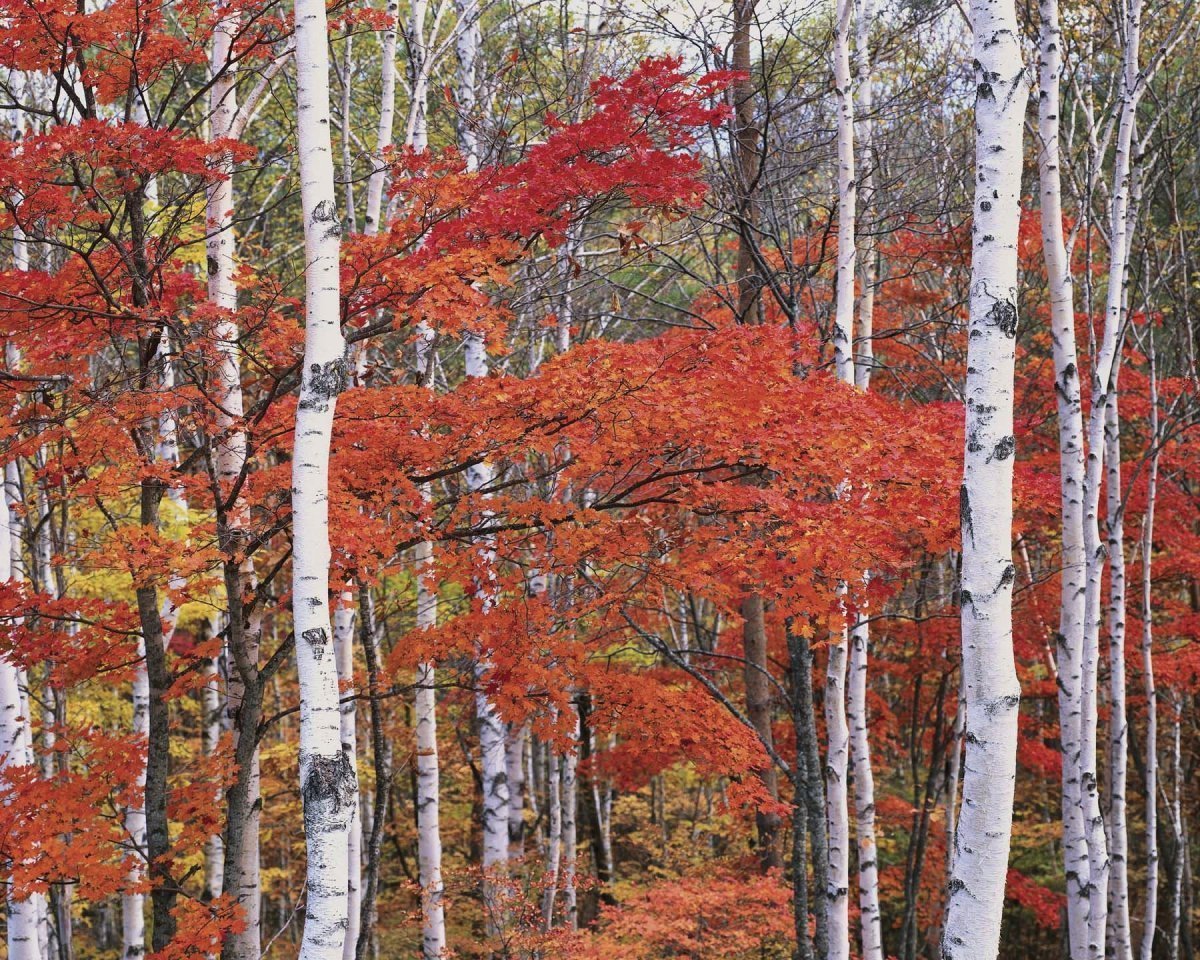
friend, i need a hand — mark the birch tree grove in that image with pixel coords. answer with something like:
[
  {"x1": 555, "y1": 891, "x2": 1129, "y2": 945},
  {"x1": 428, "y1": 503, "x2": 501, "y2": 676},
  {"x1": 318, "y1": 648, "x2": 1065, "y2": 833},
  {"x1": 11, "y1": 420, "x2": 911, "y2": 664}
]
[
  {"x1": 941, "y1": 1, "x2": 1026, "y2": 957},
  {"x1": 3, "y1": 0, "x2": 1200, "y2": 958}
]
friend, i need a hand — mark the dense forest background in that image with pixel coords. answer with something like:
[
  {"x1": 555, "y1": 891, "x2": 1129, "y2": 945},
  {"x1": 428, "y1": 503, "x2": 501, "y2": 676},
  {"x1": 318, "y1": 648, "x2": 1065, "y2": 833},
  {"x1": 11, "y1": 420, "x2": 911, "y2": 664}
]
[{"x1": 0, "y1": 0, "x2": 1197, "y2": 957}]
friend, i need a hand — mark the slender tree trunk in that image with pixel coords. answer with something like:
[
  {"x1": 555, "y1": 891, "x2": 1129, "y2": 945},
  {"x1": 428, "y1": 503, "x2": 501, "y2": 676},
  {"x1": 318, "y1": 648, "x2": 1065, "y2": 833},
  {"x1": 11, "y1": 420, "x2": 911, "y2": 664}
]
[
  {"x1": 414, "y1": 536, "x2": 446, "y2": 959},
  {"x1": 787, "y1": 620, "x2": 829, "y2": 959},
  {"x1": 541, "y1": 732, "x2": 562, "y2": 930},
  {"x1": 1036, "y1": 1, "x2": 1091, "y2": 950},
  {"x1": 506, "y1": 723, "x2": 528, "y2": 855},
  {"x1": 1105, "y1": 358, "x2": 1133, "y2": 960},
  {"x1": 848, "y1": 602, "x2": 883, "y2": 960},
  {"x1": 333, "y1": 601, "x2": 361, "y2": 960},
  {"x1": 940, "y1": 2, "x2": 1026, "y2": 956},
  {"x1": 356, "y1": 587, "x2": 396, "y2": 960},
  {"x1": 1080, "y1": 10, "x2": 1143, "y2": 955},
  {"x1": 123, "y1": 639, "x2": 149, "y2": 960},
  {"x1": 1139, "y1": 332, "x2": 1160, "y2": 960},
  {"x1": 0, "y1": 464, "x2": 42, "y2": 960},
  {"x1": 731, "y1": 0, "x2": 761, "y2": 323},
  {"x1": 364, "y1": 0, "x2": 400, "y2": 233},
  {"x1": 852, "y1": 0, "x2": 874, "y2": 391},
  {"x1": 207, "y1": 19, "x2": 266, "y2": 956},
  {"x1": 831, "y1": 0, "x2": 855, "y2": 384},
  {"x1": 202, "y1": 638, "x2": 225, "y2": 904},
  {"x1": 742, "y1": 594, "x2": 782, "y2": 869},
  {"x1": 824, "y1": 612, "x2": 851, "y2": 960},
  {"x1": 293, "y1": 0, "x2": 359, "y2": 955},
  {"x1": 562, "y1": 712, "x2": 579, "y2": 932}
]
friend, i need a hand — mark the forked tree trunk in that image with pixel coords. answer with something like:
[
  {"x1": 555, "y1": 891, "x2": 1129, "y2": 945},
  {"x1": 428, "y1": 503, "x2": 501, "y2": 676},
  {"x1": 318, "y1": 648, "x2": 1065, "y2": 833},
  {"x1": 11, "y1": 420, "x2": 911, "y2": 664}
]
[{"x1": 940, "y1": 2, "x2": 1026, "y2": 956}]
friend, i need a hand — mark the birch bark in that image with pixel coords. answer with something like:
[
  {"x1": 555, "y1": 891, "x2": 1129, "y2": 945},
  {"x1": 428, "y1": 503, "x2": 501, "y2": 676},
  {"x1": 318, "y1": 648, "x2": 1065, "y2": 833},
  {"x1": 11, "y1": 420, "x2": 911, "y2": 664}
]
[
  {"x1": 1035, "y1": 0, "x2": 1091, "y2": 950},
  {"x1": 364, "y1": 0, "x2": 400, "y2": 233},
  {"x1": 1139, "y1": 331, "x2": 1159, "y2": 960},
  {"x1": 940, "y1": 2, "x2": 1026, "y2": 956},
  {"x1": 1080, "y1": 9, "x2": 1143, "y2": 952},
  {"x1": 0, "y1": 464, "x2": 41, "y2": 960},
  {"x1": 333, "y1": 601, "x2": 361, "y2": 960},
  {"x1": 1105, "y1": 359, "x2": 1132, "y2": 960},
  {"x1": 293, "y1": 0, "x2": 359, "y2": 955}
]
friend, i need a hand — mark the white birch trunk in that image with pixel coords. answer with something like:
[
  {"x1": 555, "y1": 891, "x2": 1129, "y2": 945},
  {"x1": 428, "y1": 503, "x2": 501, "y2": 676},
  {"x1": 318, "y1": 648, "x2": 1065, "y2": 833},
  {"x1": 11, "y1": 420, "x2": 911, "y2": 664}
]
[
  {"x1": 852, "y1": 0, "x2": 875, "y2": 391},
  {"x1": 0, "y1": 467, "x2": 43, "y2": 960},
  {"x1": 824, "y1": 614, "x2": 851, "y2": 960},
  {"x1": 940, "y1": 3, "x2": 1026, "y2": 957},
  {"x1": 831, "y1": 0, "x2": 856, "y2": 384},
  {"x1": 827, "y1": 5, "x2": 858, "y2": 953},
  {"x1": 123, "y1": 642, "x2": 150, "y2": 960},
  {"x1": 404, "y1": 0, "x2": 431, "y2": 154},
  {"x1": 202, "y1": 644, "x2": 224, "y2": 904},
  {"x1": 293, "y1": 0, "x2": 358, "y2": 954},
  {"x1": 364, "y1": 0, "x2": 400, "y2": 234},
  {"x1": 848, "y1": 602, "x2": 883, "y2": 960},
  {"x1": 207, "y1": 19, "x2": 265, "y2": 957},
  {"x1": 453, "y1": 0, "x2": 480, "y2": 171},
  {"x1": 1138, "y1": 333, "x2": 1159, "y2": 960},
  {"x1": 541, "y1": 746, "x2": 562, "y2": 930},
  {"x1": 464, "y1": 331, "x2": 510, "y2": 929},
  {"x1": 414, "y1": 526, "x2": 446, "y2": 959},
  {"x1": 1105, "y1": 363, "x2": 1132, "y2": 960},
  {"x1": 1080, "y1": 9, "x2": 1143, "y2": 954},
  {"x1": 333, "y1": 601, "x2": 361, "y2": 960},
  {"x1": 0, "y1": 381, "x2": 49, "y2": 960},
  {"x1": 1036, "y1": 0, "x2": 1091, "y2": 949},
  {"x1": 506, "y1": 723, "x2": 528, "y2": 855},
  {"x1": 562, "y1": 713, "x2": 579, "y2": 932}
]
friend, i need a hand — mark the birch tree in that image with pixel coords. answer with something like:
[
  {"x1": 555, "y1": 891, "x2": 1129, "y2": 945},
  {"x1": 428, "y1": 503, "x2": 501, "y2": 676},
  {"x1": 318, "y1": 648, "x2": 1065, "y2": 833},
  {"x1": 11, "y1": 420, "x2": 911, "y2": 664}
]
[
  {"x1": 1139, "y1": 328, "x2": 1160, "y2": 960},
  {"x1": 1035, "y1": 0, "x2": 1091, "y2": 950},
  {"x1": 0, "y1": 455, "x2": 40, "y2": 960},
  {"x1": 292, "y1": 0, "x2": 359, "y2": 954},
  {"x1": 940, "y1": 1, "x2": 1026, "y2": 956}
]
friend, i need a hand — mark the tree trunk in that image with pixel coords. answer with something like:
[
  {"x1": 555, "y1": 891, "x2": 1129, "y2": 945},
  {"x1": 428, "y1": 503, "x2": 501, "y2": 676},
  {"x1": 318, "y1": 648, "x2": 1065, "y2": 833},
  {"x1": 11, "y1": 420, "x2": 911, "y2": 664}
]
[
  {"x1": 1035, "y1": 0, "x2": 1091, "y2": 950},
  {"x1": 848, "y1": 603, "x2": 883, "y2": 960},
  {"x1": 787, "y1": 620, "x2": 830, "y2": 959},
  {"x1": 0, "y1": 467, "x2": 42, "y2": 960},
  {"x1": 333, "y1": 600, "x2": 361, "y2": 960},
  {"x1": 742, "y1": 594, "x2": 782, "y2": 869},
  {"x1": 364, "y1": 0, "x2": 400, "y2": 233},
  {"x1": 413, "y1": 538, "x2": 446, "y2": 959},
  {"x1": 1080, "y1": 9, "x2": 1143, "y2": 954},
  {"x1": 293, "y1": 0, "x2": 359, "y2": 955},
  {"x1": 1139, "y1": 332, "x2": 1160, "y2": 960},
  {"x1": 1105, "y1": 359, "x2": 1133, "y2": 960},
  {"x1": 940, "y1": 1, "x2": 1026, "y2": 956}
]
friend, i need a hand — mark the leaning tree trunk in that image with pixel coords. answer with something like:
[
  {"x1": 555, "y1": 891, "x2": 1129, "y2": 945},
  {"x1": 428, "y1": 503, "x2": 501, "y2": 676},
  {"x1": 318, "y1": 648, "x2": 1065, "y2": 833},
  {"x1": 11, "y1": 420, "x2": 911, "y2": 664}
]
[
  {"x1": 293, "y1": 0, "x2": 359, "y2": 955},
  {"x1": 1036, "y1": 0, "x2": 1091, "y2": 951},
  {"x1": 940, "y1": 2, "x2": 1026, "y2": 957}
]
